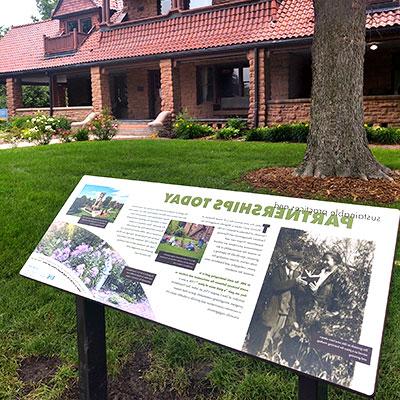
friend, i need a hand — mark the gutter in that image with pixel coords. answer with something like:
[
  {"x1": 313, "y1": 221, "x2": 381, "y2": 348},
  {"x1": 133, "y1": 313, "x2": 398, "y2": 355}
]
[{"x1": 0, "y1": 37, "x2": 313, "y2": 79}]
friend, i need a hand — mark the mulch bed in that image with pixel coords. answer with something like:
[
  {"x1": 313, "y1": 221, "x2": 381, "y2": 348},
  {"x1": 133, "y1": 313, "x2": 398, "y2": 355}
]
[
  {"x1": 245, "y1": 167, "x2": 400, "y2": 204},
  {"x1": 18, "y1": 356, "x2": 62, "y2": 396}
]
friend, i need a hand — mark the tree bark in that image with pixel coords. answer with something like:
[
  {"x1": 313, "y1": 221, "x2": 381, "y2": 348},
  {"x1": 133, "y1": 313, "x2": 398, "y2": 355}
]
[{"x1": 296, "y1": 0, "x2": 392, "y2": 179}]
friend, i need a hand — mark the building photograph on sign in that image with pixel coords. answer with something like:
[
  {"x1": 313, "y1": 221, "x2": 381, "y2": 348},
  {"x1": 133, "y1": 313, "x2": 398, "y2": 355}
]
[{"x1": 1, "y1": 0, "x2": 400, "y2": 399}]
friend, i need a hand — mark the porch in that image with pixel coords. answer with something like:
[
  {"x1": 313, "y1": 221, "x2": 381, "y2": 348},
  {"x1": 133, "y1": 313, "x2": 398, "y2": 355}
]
[{"x1": 4, "y1": 38, "x2": 400, "y2": 130}]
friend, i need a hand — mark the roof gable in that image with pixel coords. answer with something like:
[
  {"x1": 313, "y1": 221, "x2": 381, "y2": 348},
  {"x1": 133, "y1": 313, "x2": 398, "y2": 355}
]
[{"x1": 53, "y1": 0, "x2": 99, "y2": 17}]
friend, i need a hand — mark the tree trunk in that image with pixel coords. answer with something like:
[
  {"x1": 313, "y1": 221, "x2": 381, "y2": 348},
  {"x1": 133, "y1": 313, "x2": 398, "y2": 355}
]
[{"x1": 296, "y1": 0, "x2": 392, "y2": 179}]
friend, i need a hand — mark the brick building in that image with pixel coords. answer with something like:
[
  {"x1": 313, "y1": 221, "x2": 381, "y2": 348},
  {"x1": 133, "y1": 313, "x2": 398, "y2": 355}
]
[{"x1": 1, "y1": 0, "x2": 400, "y2": 128}]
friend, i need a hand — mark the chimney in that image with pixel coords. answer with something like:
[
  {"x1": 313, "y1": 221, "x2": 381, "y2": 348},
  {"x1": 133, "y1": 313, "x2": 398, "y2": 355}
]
[
  {"x1": 102, "y1": 0, "x2": 111, "y2": 24},
  {"x1": 269, "y1": 0, "x2": 278, "y2": 22}
]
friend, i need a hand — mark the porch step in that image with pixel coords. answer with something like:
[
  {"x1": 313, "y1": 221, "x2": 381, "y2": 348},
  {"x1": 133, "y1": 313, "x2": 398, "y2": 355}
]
[{"x1": 115, "y1": 119, "x2": 156, "y2": 139}]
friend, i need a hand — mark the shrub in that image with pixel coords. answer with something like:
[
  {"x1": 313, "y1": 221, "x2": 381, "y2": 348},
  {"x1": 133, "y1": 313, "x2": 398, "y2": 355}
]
[
  {"x1": 246, "y1": 123, "x2": 309, "y2": 143},
  {"x1": 58, "y1": 130, "x2": 74, "y2": 143},
  {"x1": 225, "y1": 118, "x2": 247, "y2": 132},
  {"x1": 365, "y1": 125, "x2": 400, "y2": 145},
  {"x1": 88, "y1": 109, "x2": 118, "y2": 140},
  {"x1": 173, "y1": 113, "x2": 214, "y2": 139},
  {"x1": 215, "y1": 127, "x2": 241, "y2": 140},
  {"x1": 22, "y1": 113, "x2": 59, "y2": 145},
  {"x1": 7, "y1": 116, "x2": 33, "y2": 131},
  {"x1": 74, "y1": 128, "x2": 89, "y2": 141}
]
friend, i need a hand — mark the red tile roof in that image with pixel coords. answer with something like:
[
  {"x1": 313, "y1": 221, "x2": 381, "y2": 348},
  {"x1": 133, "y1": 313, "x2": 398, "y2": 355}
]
[{"x1": 1, "y1": 0, "x2": 400, "y2": 75}]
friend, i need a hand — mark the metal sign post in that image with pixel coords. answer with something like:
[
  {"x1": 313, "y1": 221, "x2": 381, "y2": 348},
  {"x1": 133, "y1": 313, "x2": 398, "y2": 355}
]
[
  {"x1": 76, "y1": 296, "x2": 108, "y2": 400},
  {"x1": 298, "y1": 376, "x2": 328, "y2": 400}
]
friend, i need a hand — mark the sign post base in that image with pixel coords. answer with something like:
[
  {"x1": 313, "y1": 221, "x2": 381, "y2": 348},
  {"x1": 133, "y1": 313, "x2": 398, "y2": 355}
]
[
  {"x1": 298, "y1": 375, "x2": 328, "y2": 400},
  {"x1": 76, "y1": 296, "x2": 108, "y2": 400}
]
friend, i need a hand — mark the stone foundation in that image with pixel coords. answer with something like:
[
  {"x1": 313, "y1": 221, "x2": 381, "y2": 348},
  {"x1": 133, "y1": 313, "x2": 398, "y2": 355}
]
[{"x1": 266, "y1": 96, "x2": 400, "y2": 126}]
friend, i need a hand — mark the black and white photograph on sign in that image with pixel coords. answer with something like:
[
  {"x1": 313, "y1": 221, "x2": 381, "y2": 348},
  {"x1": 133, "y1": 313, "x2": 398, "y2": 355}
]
[
  {"x1": 156, "y1": 220, "x2": 214, "y2": 263},
  {"x1": 36, "y1": 222, "x2": 154, "y2": 318},
  {"x1": 243, "y1": 228, "x2": 375, "y2": 387},
  {"x1": 66, "y1": 184, "x2": 127, "y2": 224}
]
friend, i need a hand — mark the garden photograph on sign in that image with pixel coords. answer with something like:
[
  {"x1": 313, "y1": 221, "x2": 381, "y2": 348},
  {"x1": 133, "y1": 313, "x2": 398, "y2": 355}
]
[{"x1": 1, "y1": 0, "x2": 400, "y2": 399}]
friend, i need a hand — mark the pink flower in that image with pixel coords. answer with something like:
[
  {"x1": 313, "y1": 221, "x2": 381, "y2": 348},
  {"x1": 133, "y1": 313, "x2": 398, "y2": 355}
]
[
  {"x1": 76, "y1": 264, "x2": 85, "y2": 275},
  {"x1": 90, "y1": 267, "x2": 99, "y2": 277},
  {"x1": 84, "y1": 277, "x2": 91, "y2": 285}
]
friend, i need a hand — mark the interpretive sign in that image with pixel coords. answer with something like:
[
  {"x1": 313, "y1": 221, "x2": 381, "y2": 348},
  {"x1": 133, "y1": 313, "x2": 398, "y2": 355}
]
[{"x1": 20, "y1": 176, "x2": 399, "y2": 397}]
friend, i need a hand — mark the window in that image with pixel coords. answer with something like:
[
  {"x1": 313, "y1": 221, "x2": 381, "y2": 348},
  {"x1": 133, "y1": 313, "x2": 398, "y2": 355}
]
[
  {"x1": 196, "y1": 66, "x2": 214, "y2": 104},
  {"x1": 189, "y1": 0, "x2": 212, "y2": 9},
  {"x1": 219, "y1": 66, "x2": 250, "y2": 98},
  {"x1": 80, "y1": 18, "x2": 92, "y2": 34},
  {"x1": 161, "y1": 0, "x2": 172, "y2": 14},
  {"x1": 67, "y1": 20, "x2": 78, "y2": 33},
  {"x1": 367, "y1": 0, "x2": 397, "y2": 10}
]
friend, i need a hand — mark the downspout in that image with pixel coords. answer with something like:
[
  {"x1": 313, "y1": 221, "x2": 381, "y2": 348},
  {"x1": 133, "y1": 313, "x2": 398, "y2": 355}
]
[
  {"x1": 254, "y1": 47, "x2": 259, "y2": 128},
  {"x1": 49, "y1": 74, "x2": 54, "y2": 117},
  {"x1": 265, "y1": 49, "x2": 271, "y2": 125}
]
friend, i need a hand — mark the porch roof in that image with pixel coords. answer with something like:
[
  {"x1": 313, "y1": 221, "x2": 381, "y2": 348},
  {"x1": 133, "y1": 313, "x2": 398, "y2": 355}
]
[{"x1": 1, "y1": 0, "x2": 400, "y2": 75}]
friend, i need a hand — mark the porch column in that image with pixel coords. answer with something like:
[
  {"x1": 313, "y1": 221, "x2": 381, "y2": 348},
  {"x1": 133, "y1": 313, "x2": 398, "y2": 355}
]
[
  {"x1": 51, "y1": 75, "x2": 66, "y2": 108},
  {"x1": 6, "y1": 77, "x2": 23, "y2": 117},
  {"x1": 160, "y1": 59, "x2": 180, "y2": 117},
  {"x1": 247, "y1": 49, "x2": 267, "y2": 128},
  {"x1": 91, "y1": 66, "x2": 111, "y2": 112}
]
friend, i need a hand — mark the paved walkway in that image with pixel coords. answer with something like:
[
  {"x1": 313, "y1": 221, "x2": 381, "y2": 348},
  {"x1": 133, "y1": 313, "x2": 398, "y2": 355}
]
[{"x1": 0, "y1": 139, "x2": 62, "y2": 150}]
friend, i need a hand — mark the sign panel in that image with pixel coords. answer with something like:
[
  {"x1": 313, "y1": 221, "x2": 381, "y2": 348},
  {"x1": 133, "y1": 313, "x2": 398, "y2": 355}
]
[{"x1": 20, "y1": 176, "x2": 399, "y2": 396}]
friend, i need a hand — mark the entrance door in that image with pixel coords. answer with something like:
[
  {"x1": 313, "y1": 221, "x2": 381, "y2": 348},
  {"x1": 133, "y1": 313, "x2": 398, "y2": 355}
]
[
  {"x1": 148, "y1": 70, "x2": 161, "y2": 119},
  {"x1": 112, "y1": 74, "x2": 128, "y2": 119}
]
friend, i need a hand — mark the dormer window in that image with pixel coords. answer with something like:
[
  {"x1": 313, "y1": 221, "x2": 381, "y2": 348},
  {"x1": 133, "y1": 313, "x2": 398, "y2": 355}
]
[
  {"x1": 67, "y1": 20, "x2": 78, "y2": 33},
  {"x1": 66, "y1": 18, "x2": 92, "y2": 34},
  {"x1": 81, "y1": 19, "x2": 92, "y2": 34}
]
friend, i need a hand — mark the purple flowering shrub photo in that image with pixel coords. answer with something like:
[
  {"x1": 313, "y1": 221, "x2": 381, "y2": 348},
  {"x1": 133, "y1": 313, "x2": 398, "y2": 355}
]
[{"x1": 36, "y1": 222, "x2": 147, "y2": 307}]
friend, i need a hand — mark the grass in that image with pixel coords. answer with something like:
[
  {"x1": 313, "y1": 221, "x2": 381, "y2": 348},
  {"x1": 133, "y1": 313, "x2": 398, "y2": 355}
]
[{"x1": 0, "y1": 140, "x2": 399, "y2": 400}]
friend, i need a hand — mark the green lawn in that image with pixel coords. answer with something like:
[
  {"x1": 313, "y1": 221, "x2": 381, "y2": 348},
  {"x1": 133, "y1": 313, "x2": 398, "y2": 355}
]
[{"x1": 0, "y1": 140, "x2": 399, "y2": 400}]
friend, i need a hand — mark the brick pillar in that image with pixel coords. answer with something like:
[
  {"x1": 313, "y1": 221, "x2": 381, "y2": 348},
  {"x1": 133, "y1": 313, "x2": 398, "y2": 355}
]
[
  {"x1": 247, "y1": 49, "x2": 267, "y2": 128},
  {"x1": 6, "y1": 77, "x2": 23, "y2": 117},
  {"x1": 258, "y1": 49, "x2": 267, "y2": 127},
  {"x1": 160, "y1": 59, "x2": 179, "y2": 116},
  {"x1": 91, "y1": 66, "x2": 111, "y2": 112}
]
